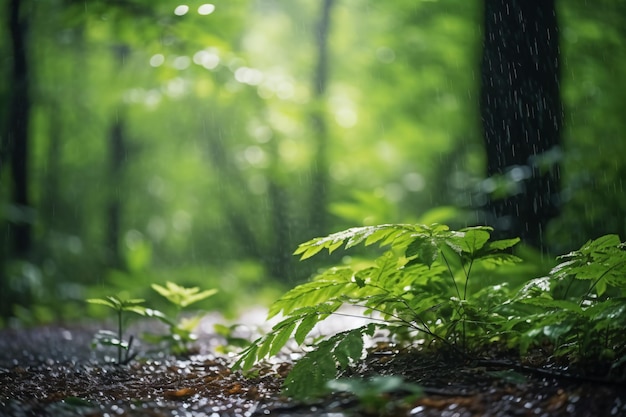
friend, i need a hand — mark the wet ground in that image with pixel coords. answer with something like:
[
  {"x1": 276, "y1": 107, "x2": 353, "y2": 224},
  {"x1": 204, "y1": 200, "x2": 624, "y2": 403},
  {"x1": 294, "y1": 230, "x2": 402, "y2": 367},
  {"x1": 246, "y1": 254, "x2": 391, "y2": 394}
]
[{"x1": 0, "y1": 314, "x2": 625, "y2": 417}]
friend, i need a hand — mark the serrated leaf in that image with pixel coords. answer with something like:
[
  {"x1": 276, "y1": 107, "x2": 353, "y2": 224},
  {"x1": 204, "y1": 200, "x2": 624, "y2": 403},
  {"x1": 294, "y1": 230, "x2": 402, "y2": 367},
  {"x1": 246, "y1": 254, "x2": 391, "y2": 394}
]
[
  {"x1": 241, "y1": 344, "x2": 259, "y2": 371},
  {"x1": 457, "y1": 228, "x2": 491, "y2": 254},
  {"x1": 583, "y1": 234, "x2": 621, "y2": 252},
  {"x1": 333, "y1": 329, "x2": 364, "y2": 368},
  {"x1": 486, "y1": 238, "x2": 520, "y2": 251},
  {"x1": 406, "y1": 236, "x2": 439, "y2": 268},
  {"x1": 521, "y1": 297, "x2": 583, "y2": 314},
  {"x1": 180, "y1": 288, "x2": 218, "y2": 307},
  {"x1": 122, "y1": 298, "x2": 146, "y2": 306},
  {"x1": 295, "y1": 314, "x2": 321, "y2": 344},
  {"x1": 87, "y1": 298, "x2": 117, "y2": 309},
  {"x1": 364, "y1": 227, "x2": 396, "y2": 246},
  {"x1": 256, "y1": 333, "x2": 275, "y2": 360},
  {"x1": 476, "y1": 253, "x2": 522, "y2": 269},
  {"x1": 295, "y1": 243, "x2": 325, "y2": 260},
  {"x1": 270, "y1": 321, "x2": 297, "y2": 357},
  {"x1": 124, "y1": 306, "x2": 147, "y2": 316}
]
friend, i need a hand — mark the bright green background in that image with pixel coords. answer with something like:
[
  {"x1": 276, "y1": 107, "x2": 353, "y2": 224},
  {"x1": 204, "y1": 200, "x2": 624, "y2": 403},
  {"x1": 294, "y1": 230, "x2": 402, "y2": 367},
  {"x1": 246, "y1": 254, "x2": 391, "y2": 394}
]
[{"x1": 1, "y1": 0, "x2": 625, "y2": 325}]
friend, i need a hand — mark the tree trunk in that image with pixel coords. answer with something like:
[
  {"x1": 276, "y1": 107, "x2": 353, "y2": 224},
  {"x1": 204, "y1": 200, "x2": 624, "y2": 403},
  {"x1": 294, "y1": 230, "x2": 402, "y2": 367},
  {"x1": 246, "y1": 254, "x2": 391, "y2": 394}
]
[
  {"x1": 1, "y1": 0, "x2": 32, "y2": 318},
  {"x1": 106, "y1": 115, "x2": 126, "y2": 269},
  {"x1": 480, "y1": 0, "x2": 562, "y2": 250},
  {"x1": 6, "y1": 0, "x2": 32, "y2": 258},
  {"x1": 309, "y1": 0, "x2": 334, "y2": 237}
]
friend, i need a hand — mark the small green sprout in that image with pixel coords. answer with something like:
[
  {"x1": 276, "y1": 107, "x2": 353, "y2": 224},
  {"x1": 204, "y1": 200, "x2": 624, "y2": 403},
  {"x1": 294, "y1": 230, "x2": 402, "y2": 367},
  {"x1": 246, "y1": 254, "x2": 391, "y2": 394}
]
[
  {"x1": 148, "y1": 281, "x2": 218, "y2": 354},
  {"x1": 151, "y1": 281, "x2": 218, "y2": 309},
  {"x1": 87, "y1": 295, "x2": 147, "y2": 364}
]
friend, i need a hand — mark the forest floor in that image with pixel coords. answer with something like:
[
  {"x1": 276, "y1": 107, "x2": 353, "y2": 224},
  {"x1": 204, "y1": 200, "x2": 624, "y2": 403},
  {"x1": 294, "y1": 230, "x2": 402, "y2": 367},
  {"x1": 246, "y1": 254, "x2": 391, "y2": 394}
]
[{"x1": 0, "y1": 311, "x2": 625, "y2": 417}]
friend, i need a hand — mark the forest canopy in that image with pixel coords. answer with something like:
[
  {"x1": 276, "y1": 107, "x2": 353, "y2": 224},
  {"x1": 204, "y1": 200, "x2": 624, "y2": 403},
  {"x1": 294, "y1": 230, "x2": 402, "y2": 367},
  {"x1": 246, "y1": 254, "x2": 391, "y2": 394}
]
[{"x1": 1, "y1": 0, "x2": 625, "y2": 325}]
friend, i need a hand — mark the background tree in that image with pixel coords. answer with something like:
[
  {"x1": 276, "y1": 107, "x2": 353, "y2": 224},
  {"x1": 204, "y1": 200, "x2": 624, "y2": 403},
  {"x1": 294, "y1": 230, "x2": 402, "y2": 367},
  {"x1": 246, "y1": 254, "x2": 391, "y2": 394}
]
[
  {"x1": 1, "y1": 0, "x2": 33, "y2": 317},
  {"x1": 480, "y1": 0, "x2": 562, "y2": 250},
  {"x1": 308, "y1": 0, "x2": 334, "y2": 238}
]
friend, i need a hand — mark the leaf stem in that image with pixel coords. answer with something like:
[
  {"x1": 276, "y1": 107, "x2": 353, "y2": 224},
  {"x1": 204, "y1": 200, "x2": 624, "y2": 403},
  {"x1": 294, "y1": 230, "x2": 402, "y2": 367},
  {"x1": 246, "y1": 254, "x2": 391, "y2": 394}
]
[
  {"x1": 117, "y1": 308, "x2": 123, "y2": 365},
  {"x1": 441, "y1": 251, "x2": 461, "y2": 300},
  {"x1": 580, "y1": 260, "x2": 626, "y2": 306}
]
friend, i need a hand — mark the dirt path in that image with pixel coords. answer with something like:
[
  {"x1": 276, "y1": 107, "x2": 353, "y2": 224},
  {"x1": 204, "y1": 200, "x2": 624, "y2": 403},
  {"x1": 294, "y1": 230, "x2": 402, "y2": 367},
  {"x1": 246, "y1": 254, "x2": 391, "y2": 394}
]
[{"x1": 1, "y1": 316, "x2": 625, "y2": 416}]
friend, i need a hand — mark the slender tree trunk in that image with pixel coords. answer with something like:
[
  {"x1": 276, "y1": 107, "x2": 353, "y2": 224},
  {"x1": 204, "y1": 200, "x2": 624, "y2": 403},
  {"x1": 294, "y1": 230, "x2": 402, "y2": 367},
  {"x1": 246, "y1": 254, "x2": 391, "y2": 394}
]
[
  {"x1": 309, "y1": 0, "x2": 334, "y2": 237},
  {"x1": 106, "y1": 115, "x2": 126, "y2": 268},
  {"x1": 266, "y1": 129, "x2": 292, "y2": 282},
  {"x1": 480, "y1": 0, "x2": 562, "y2": 250},
  {"x1": 1, "y1": 0, "x2": 32, "y2": 318},
  {"x1": 6, "y1": 0, "x2": 32, "y2": 258}
]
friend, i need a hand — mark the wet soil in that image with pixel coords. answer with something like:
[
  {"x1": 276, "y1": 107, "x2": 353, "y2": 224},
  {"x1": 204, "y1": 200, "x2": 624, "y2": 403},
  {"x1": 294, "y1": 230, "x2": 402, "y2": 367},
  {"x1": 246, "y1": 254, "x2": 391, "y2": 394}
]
[{"x1": 0, "y1": 320, "x2": 625, "y2": 417}]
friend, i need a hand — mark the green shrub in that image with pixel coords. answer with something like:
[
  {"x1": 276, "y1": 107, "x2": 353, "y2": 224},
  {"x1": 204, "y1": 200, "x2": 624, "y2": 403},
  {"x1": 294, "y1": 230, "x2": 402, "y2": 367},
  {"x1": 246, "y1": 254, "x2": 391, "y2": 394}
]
[{"x1": 234, "y1": 224, "x2": 626, "y2": 399}]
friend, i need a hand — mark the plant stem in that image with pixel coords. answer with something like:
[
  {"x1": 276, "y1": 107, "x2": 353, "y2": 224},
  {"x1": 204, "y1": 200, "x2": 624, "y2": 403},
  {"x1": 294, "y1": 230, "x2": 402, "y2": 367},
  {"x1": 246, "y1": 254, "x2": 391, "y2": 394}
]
[
  {"x1": 580, "y1": 260, "x2": 626, "y2": 306},
  {"x1": 441, "y1": 251, "x2": 461, "y2": 300},
  {"x1": 462, "y1": 258, "x2": 474, "y2": 301},
  {"x1": 118, "y1": 309, "x2": 123, "y2": 365}
]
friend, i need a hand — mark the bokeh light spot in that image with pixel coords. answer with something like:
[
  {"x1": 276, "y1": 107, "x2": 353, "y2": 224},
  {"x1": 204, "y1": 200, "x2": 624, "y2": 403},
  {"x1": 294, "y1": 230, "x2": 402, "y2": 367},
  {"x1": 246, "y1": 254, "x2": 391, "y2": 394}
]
[
  {"x1": 198, "y1": 4, "x2": 215, "y2": 15},
  {"x1": 149, "y1": 54, "x2": 165, "y2": 67},
  {"x1": 174, "y1": 5, "x2": 189, "y2": 16}
]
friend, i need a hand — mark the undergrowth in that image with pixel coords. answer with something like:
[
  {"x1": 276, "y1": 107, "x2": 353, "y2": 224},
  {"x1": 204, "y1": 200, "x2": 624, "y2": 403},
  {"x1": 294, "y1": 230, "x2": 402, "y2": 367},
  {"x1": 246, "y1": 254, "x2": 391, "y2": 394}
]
[{"x1": 233, "y1": 224, "x2": 626, "y2": 399}]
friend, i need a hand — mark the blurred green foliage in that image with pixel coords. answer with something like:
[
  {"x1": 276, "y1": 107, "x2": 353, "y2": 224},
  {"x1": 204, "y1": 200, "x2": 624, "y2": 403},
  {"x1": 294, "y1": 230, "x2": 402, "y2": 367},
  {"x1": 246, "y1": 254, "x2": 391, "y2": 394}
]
[{"x1": 1, "y1": 0, "x2": 625, "y2": 326}]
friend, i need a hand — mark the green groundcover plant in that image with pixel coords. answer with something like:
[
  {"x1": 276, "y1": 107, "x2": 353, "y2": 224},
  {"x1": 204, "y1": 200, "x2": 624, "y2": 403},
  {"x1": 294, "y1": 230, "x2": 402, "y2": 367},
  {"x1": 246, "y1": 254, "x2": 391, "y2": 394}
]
[
  {"x1": 88, "y1": 282, "x2": 217, "y2": 362},
  {"x1": 234, "y1": 224, "x2": 626, "y2": 399}
]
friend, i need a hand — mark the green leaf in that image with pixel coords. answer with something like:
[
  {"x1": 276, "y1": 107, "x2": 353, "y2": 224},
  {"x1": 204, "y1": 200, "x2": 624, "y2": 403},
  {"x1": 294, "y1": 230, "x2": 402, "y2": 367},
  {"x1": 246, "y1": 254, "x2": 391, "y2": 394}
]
[
  {"x1": 87, "y1": 298, "x2": 118, "y2": 309},
  {"x1": 270, "y1": 321, "x2": 297, "y2": 357},
  {"x1": 293, "y1": 224, "x2": 421, "y2": 261},
  {"x1": 406, "y1": 236, "x2": 439, "y2": 268},
  {"x1": 152, "y1": 282, "x2": 217, "y2": 308},
  {"x1": 335, "y1": 330, "x2": 364, "y2": 368},
  {"x1": 256, "y1": 333, "x2": 275, "y2": 361},
  {"x1": 295, "y1": 314, "x2": 321, "y2": 344},
  {"x1": 476, "y1": 253, "x2": 522, "y2": 269},
  {"x1": 521, "y1": 297, "x2": 583, "y2": 314},
  {"x1": 486, "y1": 238, "x2": 520, "y2": 251},
  {"x1": 241, "y1": 344, "x2": 259, "y2": 371},
  {"x1": 232, "y1": 339, "x2": 262, "y2": 371},
  {"x1": 583, "y1": 234, "x2": 621, "y2": 252},
  {"x1": 457, "y1": 227, "x2": 491, "y2": 254}
]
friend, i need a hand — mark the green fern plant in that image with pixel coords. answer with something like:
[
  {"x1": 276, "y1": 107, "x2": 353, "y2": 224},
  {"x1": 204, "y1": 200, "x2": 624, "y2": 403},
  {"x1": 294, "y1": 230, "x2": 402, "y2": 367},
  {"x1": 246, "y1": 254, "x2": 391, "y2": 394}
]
[
  {"x1": 234, "y1": 223, "x2": 521, "y2": 398},
  {"x1": 506, "y1": 235, "x2": 626, "y2": 365}
]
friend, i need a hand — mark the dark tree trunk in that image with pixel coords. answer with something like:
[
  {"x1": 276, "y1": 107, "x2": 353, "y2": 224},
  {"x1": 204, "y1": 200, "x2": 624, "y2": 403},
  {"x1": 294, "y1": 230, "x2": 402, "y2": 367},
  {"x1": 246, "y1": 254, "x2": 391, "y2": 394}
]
[
  {"x1": 106, "y1": 117, "x2": 126, "y2": 269},
  {"x1": 6, "y1": 0, "x2": 32, "y2": 258},
  {"x1": 480, "y1": 0, "x2": 562, "y2": 250},
  {"x1": 0, "y1": 0, "x2": 32, "y2": 319},
  {"x1": 105, "y1": 44, "x2": 131, "y2": 269},
  {"x1": 309, "y1": 0, "x2": 334, "y2": 237}
]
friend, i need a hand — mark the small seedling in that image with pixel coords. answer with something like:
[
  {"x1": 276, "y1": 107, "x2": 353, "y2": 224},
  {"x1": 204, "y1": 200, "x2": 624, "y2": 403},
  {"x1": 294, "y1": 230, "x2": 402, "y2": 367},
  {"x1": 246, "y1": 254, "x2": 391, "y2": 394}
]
[
  {"x1": 87, "y1": 295, "x2": 147, "y2": 364},
  {"x1": 147, "y1": 281, "x2": 218, "y2": 354}
]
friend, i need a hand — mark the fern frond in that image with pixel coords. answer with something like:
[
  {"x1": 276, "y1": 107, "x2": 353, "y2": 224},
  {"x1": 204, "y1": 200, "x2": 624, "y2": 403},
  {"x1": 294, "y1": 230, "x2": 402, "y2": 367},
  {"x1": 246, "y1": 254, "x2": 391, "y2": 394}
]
[
  {"x1": 268, "y1": 268, "x2": 357, "y2": 318},
  {"x1": 282, "y1": 324, "x2": 376, "y2": 399},
  {"x1": 294, "y1": 224, "x2": 428, "y2": 260}
]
